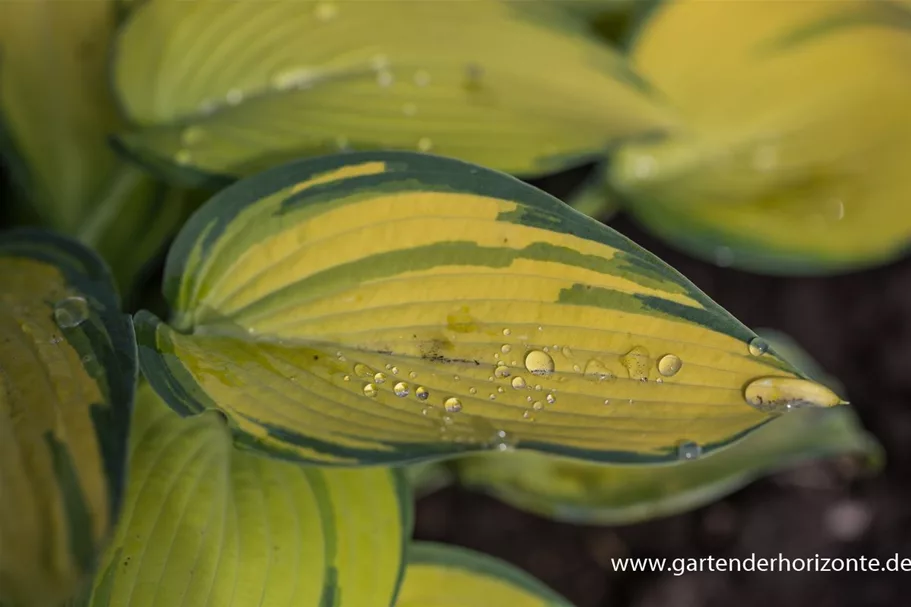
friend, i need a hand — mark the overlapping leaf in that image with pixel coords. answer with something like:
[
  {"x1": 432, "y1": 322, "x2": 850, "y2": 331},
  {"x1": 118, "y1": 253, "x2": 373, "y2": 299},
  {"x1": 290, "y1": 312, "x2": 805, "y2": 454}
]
[
  {"x1": 0, "y1": 0, "x2": 201, "y2": 292},
  {"x1": 111, "y1": 0, "x2": 670, "y2": 184},
  {"x1": 136, "y1": 151, "x2": 845, "y2": 467},
  {"x1": 79, "y1": 383, "x2": 411, "y2": 606},
  {"x1": 609, "y1": 0, "x2": 911, "y2": 273},
  {"x1": 0, "y1": 230, "x2": 136, "y2": 606},
  {"x1": 396, "y1": 542, "x2": 574, "y2": 607}
]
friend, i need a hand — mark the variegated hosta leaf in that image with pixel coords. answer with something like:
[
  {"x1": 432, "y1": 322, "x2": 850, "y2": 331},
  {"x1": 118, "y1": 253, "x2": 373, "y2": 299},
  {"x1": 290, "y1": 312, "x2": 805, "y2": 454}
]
[
  {"x1": 0, "y1": 0, "x2": 202, "y2": 292},
  {"x1": 111, "y1": 0, "x2": 670, "y2": 184},
  {"x1": 403, "y1": 461, "x2": 455, "y2": 499},
  {"x1": 79, "y1": 383, "x2": 411, "y2": 607},
  {"x1": 397, "y1": 542, "x2": 574, "y2": 607},
  {"x1": 609, "y1": 0, "x2": 911, "y2": 274},
  {"x1": 458, "y1": 406, "x2": 879, "y2": 525},
  {"x1": 136, "y1": 151, "x2": 844, "y2": 467},
  {"x1": 0, "y1": 230, "x2": 136, "y2": 607}
]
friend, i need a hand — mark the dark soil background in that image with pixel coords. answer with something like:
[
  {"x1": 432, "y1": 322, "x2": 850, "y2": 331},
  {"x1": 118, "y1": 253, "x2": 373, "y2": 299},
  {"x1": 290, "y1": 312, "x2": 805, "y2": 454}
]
[{"x1": 414, "y1": 207, "x2": 911, "y2": 607}]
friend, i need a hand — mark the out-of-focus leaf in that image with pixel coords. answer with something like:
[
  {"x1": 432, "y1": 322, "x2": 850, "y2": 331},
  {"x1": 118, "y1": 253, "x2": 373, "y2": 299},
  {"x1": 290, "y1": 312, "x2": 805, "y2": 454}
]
[
  {"x1": 0, "y1": 230, "x2": 136, "y2": 606},
  {"x1": 111, "y1": 0, "x2": 671, "y2": 185},
  {"x1": 403, "y1": 461, "x2": 455, "y2": 499},
  {"x1": 136, "y1": 151, "x2": 844, "y2": 467},
  {"x1": 563, "y1": 163, "x2": 617, "y2": 221},
  {"x1": 397, "y1": 542, "x2": 574, "y2": 607},
  {"x1": 78, "y1": 383, "x2": 411, "y2": 607},
  {"x1": 0, "y1": 1, "x2": 202, "y2": 293},
  {"x1": 609, "y1": 0, "x2": 911, "y2": 274},
  {"x1": 456, "y1": 329, "x2": 880, "y2": 525}
]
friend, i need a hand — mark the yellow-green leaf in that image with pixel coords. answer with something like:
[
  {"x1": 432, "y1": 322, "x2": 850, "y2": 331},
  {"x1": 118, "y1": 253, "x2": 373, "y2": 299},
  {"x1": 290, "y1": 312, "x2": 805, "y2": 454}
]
[
  {"x1": 403, "y1": 461, "x2": 455, "y2": 499},
  {"x1": 0, "y1": 229, "x2": 136, "y2": 607},
  {"x1": 79, "y1": 383, "x2": 411, "y2": 606},
  {"x1": 0, "y1": 1, "x2": 202, "y2": 292},
  {"x1": 111, "y1": 0, "x2": 670, "y2": 184},
  {"x1": 135, "y1": 151, "x2": 844, "y2": 467},
  {"x1": 397, "y1": 542, "x2": 574, "y2": 607},
  {"x1": 609, "y1": 0, "x2": 911, "y2": 274}
]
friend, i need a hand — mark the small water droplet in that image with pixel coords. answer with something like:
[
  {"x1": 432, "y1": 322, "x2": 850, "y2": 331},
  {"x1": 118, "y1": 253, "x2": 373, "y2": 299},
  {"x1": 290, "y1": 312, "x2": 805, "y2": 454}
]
[
  {"x1": 748, "y1": 337, "x2": 769, "y2": 357},
  {"x1": 402, "y1": 102, "x2": 417, "y2": 116},
  {"x1": 522, "y1": 410, "x2": 533, "y2": 420},
  {"x1": 175, "y1": 149, "x2": 193, "y2": 165},
  {"x1": 498, "y1": 387, "x2": 505, "y2": 394},
  {"x1": 53, "y1": 296, "x2": 89, "y2": 329},
  {"x1": 511, "y1": 376, "x2": 527, "y2": 389},
  {"x1": 181, "y1": 126, "x2": 205, "y2": 146},
  {"x1": 370, "y1": 54, "x2": 389, "y2": 70},
  {"x1": 413, "y1": 69, "x2": 430, "y2": 87},
  {"x1": 524, "y1": 350, "x2": 555, "y2": 376},
  {"x1": 573, "y1": 364, "x2": 582, "y2": 373},
  {"x1": 417, "y1": 137, "x2": 433, "y2": 152},
  {"x1": 583, "y1": 358, "x2": 613, "y2": 382},
  {"x1": 620, "y1": 346, "x2": 650, "y2": 380},
  {"x1": 546, "y1": 393, "x2": 556, "y2": 404},
  {"x1": 502, "y1": 328, "x2": 511, "y2": 336},
  {"x1": 501, "y1": 344, "x2": 512, "y2": 354},
  {"x1": 603, "y1": 399, "x2": 610, "y2": 405},
  {"x1": 376, "y1": 70, "x2": 394, "y2": 87},
  {"x1": 453, "y1": 375, "x2": 460, "y2": 381},
  {"x1": 714, "y1": 246, "x2": 734, "y2": 267},
  {"x1": 534, "y1": 384, "x2": 542, "y2": 391},
  {"x1": 81, "y1": 354, "x2": 93, "y2": 364},
  {"x1": 744, "y1": 376, "x2": 842, "y2": 413},
  {"x1": 391, "y1": 366, "x2": 399, "y2": 375},
  {"x1": 363, "y1": 383, "x2": 378, "y2": 397},
  {"x1": 409, "y1": 371, "x2": 418, "y2": 379},
  {"x1": 314, "y1": 1, "x2": 338, "y2": 21},
  {"x1": 444, "y1": 397, "x2": 462, "y2": 413},
  {"x1": 494, "y1": 364, "x2": 511, "y2": 379},
  {"x1": 416, "y1": 386, "x2": 430, "y2": 400},
  {"x1": 677, "y1": 441, "x2": 702, "y2": 461},
  {"x1": 343, "y1": 375, "x2": 350, "y2": 382},
  {"x1": 489, "y1": 393, "x2": 496, "y2": 400},
  {"x1": 537, "y1": 326, "x2": 543, "y2": 332},
  {"x1": 354, "y1": 363, "x2": 372, "y2": 377},
  {"x1": 561, "y1": 346, "x2": 573, "y2": 358},
  {"x1": 335, "y1": 135, "x2": 350, "y2": 150},
  {"x1": 469, "y1": 387, "x2": 477, "y2": 395},
  {"x1": 532, "y1": 401, "x2": 543, "y2": 410},
  {"x1": 657, "y1": 354, "x2": 683, "y2": 377},
  {"x1": 393, "y1": 382, "x2": 409, "y2": 397},
  {"x1": 491, "y1": 429, "x2": 515, "y2": 451},
  {"x1": 225, "y1": 88, "x2": 244, "y2": 105}
]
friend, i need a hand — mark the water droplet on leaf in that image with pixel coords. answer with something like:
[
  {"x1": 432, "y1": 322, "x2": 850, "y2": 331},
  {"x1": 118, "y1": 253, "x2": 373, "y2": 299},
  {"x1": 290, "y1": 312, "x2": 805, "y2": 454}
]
[
  {"x1": 511, "y1": 376, "x2": 526, "y2": 389},
  {"x1": 53, "y1": 296, "x2": 89, "y2": 329},
  {"x1": 444, "y1": 397, "x2": 462, "y2": 413},
  {"x1": 677, "y1": 441, "x2": 702, "y2": 460},
  {"x1": 620, "y1": 346, "x2": 650, "y2": 380},
  {"x1": 416, "y1": 386, "x2": 430, "y2": 400},
  {"x1": 744, "y1": 376, "x2": 843, "y2": 413},
  {"x1": 393, "y1": 382, "x2": 409, "y2": 397},
  {"x1": 657, "y1": 354, "x2": 682, "y2": 377},
  {"x1": 524, "y1": 350, "x2": 555, "y2": 376},
  {"x1": 748, "y1": 337, "x2": 769, "y2": 356},
  {"x1": 363, "y1": 383, "x2": 378, "y2": 398}
]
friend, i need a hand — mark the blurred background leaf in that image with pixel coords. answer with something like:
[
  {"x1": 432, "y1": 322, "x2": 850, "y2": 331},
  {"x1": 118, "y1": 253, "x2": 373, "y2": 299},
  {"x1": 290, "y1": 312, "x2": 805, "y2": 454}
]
[
  {"x1": 607, "y1": 0, "x2": 911, "y2": 274},
  {"x1": 0, "y1": 0, "x2": 204, "y2": 297}
]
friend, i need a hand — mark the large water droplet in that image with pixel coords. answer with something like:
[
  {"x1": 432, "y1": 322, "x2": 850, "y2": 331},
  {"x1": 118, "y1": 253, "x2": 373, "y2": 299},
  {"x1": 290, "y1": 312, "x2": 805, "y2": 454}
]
[
  {"x1": 511, "y1": 376, "x2": 526, "y2": 389},
  {"x1": 524, "y1": 350, "x2": 555, "y2": 376},
  {"x1": 354, "y1": 363, "x2": 372, "y2": 377},
  {"x1": 53, "y1": 296, "x2": 89, "y2": 329},
  {"x1": 657, "y1": 354, "x2": 682, "y2": 377},
  {"x1": 583, "y1": 358, "x2": 613, "y2": 382},
  {"x1": 363, "y1": 383, "x2": 378, "y2": 398},
  {"x1": 393, "y1": 382, "x2": 409, "y2": 397},
  {"x1": 373, "y1": 372, "x2": 387, "y2": 384},
  {"x1": 743, "y1": 376, "x2": 842, "y2": 412},
  {"x1": 416, "y1": 386, "x2": 430, "y2": 400},
  {"x1": 444, "y1": 397, "x2": 462, "y2": 413},
  {"x1": 677, "y1": 441, "x2": 702, "y2": 461},
  {"x1": 748, "y1": 337, "x2": 769, "y2": 357},
  {"x1": 620, "y1": 346, "x2": 650, "y2": 380}
]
